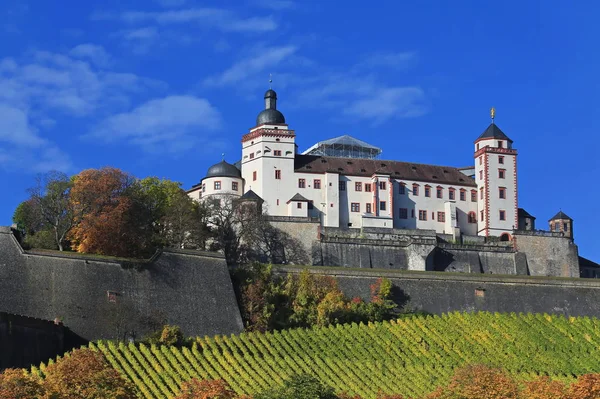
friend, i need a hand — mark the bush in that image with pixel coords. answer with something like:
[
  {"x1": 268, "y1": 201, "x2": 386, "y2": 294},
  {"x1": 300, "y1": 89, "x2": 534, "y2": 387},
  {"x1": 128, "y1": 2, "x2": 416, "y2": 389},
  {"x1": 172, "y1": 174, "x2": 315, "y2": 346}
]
[
  {"x1": 0, "y1": 368, "x2": 45, "y2": 399},
  {"x1": 174, "y1": 379, "x2": 236, "y2": 399},
  {"x1": 144, "y1": 324, "x2": 186, "y2": 346},
  {"x1": 568, "y1": 374, "x2": 600, "y2": 399},
  {"x1": 43, "y1": 348, "x2": 137, "y2": 399},
  {"x1": 255, "y1": 374, "x2": 337, "y2": 399},
  {"x1": 520, "y1": 376, "x2": 567, "y2": 399},
  {"x1": 428, "y1": 364, "x2": 519, "y2": 399}
]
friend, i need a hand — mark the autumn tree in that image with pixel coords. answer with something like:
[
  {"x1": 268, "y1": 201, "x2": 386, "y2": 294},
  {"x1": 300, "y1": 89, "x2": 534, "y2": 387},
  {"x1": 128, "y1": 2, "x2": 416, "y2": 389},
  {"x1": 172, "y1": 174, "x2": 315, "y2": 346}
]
[
  {"x1": 174, "y1": 379, "x2": 236, "y2": 399},
  {"x1": 43, "y1": 348, "x2": 137, "y2": 399},
  {"x1": 68, "y1": 167, "x2": 141, "y2": 257},
  {"x1": 427, "y1": 364, "x2": 519, "y2": 399},
  {"x1": 0, "y1": 368, "x2": 45, "y2": 399},
  {"x1": 27, "y1": 171, "x2": 78, "y2": 251},
  {"x1": 568, "y1": 374, "x2": 600, "y2": 399},
  {"x1": 520, "y1": 376, "x2": 567, "y2": 399}
]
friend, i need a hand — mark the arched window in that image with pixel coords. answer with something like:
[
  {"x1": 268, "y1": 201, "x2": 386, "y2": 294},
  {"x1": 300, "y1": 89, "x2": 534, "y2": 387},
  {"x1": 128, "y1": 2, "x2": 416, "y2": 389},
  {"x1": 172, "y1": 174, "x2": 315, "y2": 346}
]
[
  {"x1": 500, "y1": 233, "x2": 511, "y2": 241},
  {"x1": 468, "y1": 211, "x2": 477, "y2": 223}
]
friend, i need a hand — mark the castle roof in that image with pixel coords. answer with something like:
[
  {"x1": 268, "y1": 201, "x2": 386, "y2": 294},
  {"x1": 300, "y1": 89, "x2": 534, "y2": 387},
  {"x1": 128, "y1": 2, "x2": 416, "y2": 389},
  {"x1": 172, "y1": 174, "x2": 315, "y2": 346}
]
[
  {"x1": 205, "y1": 160, "x2": 241, "y2": 179},
  {"x1": 288, "y1": 193, "x2": 310, "y2": 203},
  {"x1": 294, "y1": 155, "x2": 477, "y2": 187},
  {"x1": 476, "y1": 123, "x2": 513, "y2": 143},
  {"x1": 241, "y1": 189, "x2": 263, "y2": 202},
  {"x1": 518, "y1": 208, "x2": 536, "y2": 220},
  {"x1": 549, "y1": 210, "x2": 572, "y2": 221}
]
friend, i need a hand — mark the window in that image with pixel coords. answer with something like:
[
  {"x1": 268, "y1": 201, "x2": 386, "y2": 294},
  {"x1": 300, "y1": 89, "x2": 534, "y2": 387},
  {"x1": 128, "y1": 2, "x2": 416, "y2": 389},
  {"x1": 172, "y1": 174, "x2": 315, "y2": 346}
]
[
  {"x1": 499, "y1": 169, "x2": 506, "y2": 179},
  {"x1": 479, "y1": 170, "x2": 483, "y2": 180},
  {"x1": 232, "y1": 182, "x2": 238, "y2": 191},
  {"x1": 365, "y1": 183, "x2": 372, "y2": 192},
  {"x1": 351, "y1": 203, "x2": 360, "y2": 212},
  {"x1": 249, "y1": 153, "x2": 254, "y2": 159},
  {"x1": 460, "y1": 189, "x2": 466, "y2": 201},
  {"x1": 253, "y1": 171, "x2": 257, "y2": 181},
  {"x1": 563, "y1": 222, "x2": 568, "y2": 231},
  {"x1": 498, "y1": 141, "x2": 504, "y2": 148},
  {"x1": 399, "y1": 208, "x2": 408, "y2": 219},
  {"x1": 499, "y1": 210, "x2": 506, "y2": 221},
  {"x1": 449, "y1": 188, "x2": 455, "y2": 200},
  {"x1": 438, "y1": 212, "x2": 446, "y2": 223},
  {"x1": 379, "y1": 181, "x2": 387, "y2": 190},
  {"x1": 471, "y1": 190, "x2": 477, "y2": 202},
  {"x1": 436, "y1": 187, "x2": 443, "y2": 199},
  {"x1": 411, "y1": 209, "x2": 415, "y2": 218},
  {"x1": 480, "y1": 211, "x2": 484, "y2": 221},
  {"x1": 480, "y1": 187, "x2": 484, "y2": 200},
  {"x1": 399, "y1": 184, "x2": 405, "y2": 194},
  {"x1": 499, "y1": 187, "x2": 506, "y2": 199},
  {"x1": 366, "y1": 203, "x2": 372, "y2": 213},
  {"x1": 425, "y1": 186, "x2": 431, "y2": 197},
  {"x1": 274, "y1": 150, "x2": 282, "y2": 156},
  {"x1": 214, "y1": 181, "x2": 221, "y2": 190},
  {"x1": 298, "y1": 179, "x2": 306, "y2": 188},
  {"x1": 339, "y1": 181, "x2": 346, "y2": 191},
  {"x1": 468, "y1": 212, "x2": 477, "y2": 223},
  {"x1": 413, "y1": 184, "x2": 419, "y2": 196},
  {"x1": 355, "y1": 182, "x2": 362, "y2": 191},
  {"x1": 275, "y1": 170, "x2": 281, "y2": 179},
  {"x1": 202, "y1": 184, "x2": 206, "y2": 192},
  {"x1": 379, "y1": 201, "x2": 386, "y2": 211},
  {"x1": 314, "y1": 179, "x2": 321, "y2": 189},
  {"x1": 297, "y1": 202, "x2": 302, "y2": 209},
  {"x1": 479, "y1": 157, "x2": 482, "y2": 165},
  {"x1": 477, "y1": 143, "x2": 480, "y2": 150},
  {"x1": 499, "y1": 156, "x2": 504, "y2": 164},
  {"x1": 418, "y1": 210, "x2": 427, "y2": 221}
]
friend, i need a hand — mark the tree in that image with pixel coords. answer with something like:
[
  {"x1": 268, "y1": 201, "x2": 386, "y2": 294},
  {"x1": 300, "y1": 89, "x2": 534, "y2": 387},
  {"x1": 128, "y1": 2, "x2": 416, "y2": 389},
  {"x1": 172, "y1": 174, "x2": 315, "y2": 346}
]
[
  {"x1": 0, "y1": 368, "x2": 45, "y2": 399},
  {"x1": 246, "y1": 216, "x2": 309, "y2": 265},
  {"x1": 28, "y1": 171, "x2": 77, "y2": 251},
  {"x1": 68, "y1": 167, "x2": 142, "y2": 257},
  {"x1": 433, "y1": 364, "x2": 519, "y2": 399},
  {"x1": 174, "y1": 379, "x2": 236, "y2": 399},
  {"x1": 568, "y1": 374, "x2": 600, "y2": 399},
  {"x1": 162, "y1": 191, "x2": 211, "y2": 249},
  {"x1": 43, "y1": 348, "x2": 137, "y2": 399},
  {"x1": 520, "y1": 376, "x2": 567, "y2": 399},
  {"x1": 12, "y1": 199, "x2": 42, "y2": 237}
]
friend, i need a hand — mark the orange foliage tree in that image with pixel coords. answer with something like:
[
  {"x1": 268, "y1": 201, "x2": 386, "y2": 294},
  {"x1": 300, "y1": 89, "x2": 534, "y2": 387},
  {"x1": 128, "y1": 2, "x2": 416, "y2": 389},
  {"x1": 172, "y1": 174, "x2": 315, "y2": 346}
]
[
  {"x1": 0, "y1": 368, "x2": 45, "y2": 399},
  {"x1": 43, "y1": 348, "x2": 137, "y2": 399},
  {"x1": 520, "y1": 376, "x2": 567, "y2": 399},
  {"x1": 568, "y1": 374, "x2": 600, "y2": 399},
  {"x1": 68, "y1": 167, "x2": 147, "y2": 257},
  {"x1": 174, "y1": 379, "x2": 236, "y2": 399}
]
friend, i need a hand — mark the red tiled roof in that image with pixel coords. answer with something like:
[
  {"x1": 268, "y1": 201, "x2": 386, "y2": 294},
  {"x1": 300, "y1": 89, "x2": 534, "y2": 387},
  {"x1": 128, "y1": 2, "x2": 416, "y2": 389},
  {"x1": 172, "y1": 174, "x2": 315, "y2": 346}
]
[{"x1": 294, "y1": 155, "x2": 477, "y2": 187}]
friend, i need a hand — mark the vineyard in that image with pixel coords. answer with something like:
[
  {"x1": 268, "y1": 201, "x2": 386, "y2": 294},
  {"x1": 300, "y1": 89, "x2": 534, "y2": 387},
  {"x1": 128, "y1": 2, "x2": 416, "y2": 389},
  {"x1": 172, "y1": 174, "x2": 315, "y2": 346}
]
[{"x1": 33, "y1": 312, "x2": 600, "y2": 398}]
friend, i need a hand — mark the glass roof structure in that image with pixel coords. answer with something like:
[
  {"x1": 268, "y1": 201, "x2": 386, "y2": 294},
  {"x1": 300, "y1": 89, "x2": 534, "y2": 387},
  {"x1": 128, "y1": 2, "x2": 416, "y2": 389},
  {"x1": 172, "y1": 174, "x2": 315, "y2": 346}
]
[{"x1": 302, "y1": 135, "x2": 382, "y2": 159}]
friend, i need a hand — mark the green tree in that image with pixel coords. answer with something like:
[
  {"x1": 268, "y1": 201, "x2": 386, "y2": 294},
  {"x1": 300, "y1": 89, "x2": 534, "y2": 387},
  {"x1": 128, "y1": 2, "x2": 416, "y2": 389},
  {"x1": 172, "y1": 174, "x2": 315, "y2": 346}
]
[
  {"x1": 28, "y1": 171, "x2": 77, "y2": 251},
  {"x1": 12, "y1": 199, "x2": 42, "y2": 236},
  {"x1": 256, "y1": 374, "x2": 338, "y2": 399}
]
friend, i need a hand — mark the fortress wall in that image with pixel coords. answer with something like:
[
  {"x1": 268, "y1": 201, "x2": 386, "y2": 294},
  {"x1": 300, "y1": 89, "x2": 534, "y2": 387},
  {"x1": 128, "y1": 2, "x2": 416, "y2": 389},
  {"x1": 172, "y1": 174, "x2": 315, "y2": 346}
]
[
  {"x1": 267, "y1": 218, "x2": 319, "y2": 262},
  {"x1": 276, "y1": 266, "x2": 600, "y2": 317},
  {"x1": 515, "y1": 233, "x2": 580, "y2": 277},
  {"x1": 0, "y1": 228, "x2": 243, "y2": 341}
]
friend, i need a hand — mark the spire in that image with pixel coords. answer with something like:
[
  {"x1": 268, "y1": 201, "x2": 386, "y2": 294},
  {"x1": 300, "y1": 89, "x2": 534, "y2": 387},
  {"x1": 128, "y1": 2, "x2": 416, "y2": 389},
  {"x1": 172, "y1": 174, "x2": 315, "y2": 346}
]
[
  {"x1": 490, "y1": 107, "x2": 496, "y2": 124},
  {"x1": 264, "y1": 87, "x2": 277, "y2": 110}
]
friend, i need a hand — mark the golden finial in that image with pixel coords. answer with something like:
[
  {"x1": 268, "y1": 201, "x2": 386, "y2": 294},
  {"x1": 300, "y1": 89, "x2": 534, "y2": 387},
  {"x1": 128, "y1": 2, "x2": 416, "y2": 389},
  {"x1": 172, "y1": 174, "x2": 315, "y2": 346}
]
[{"x1": 490, "y1": 107, "x2": 496, "y2": 122}]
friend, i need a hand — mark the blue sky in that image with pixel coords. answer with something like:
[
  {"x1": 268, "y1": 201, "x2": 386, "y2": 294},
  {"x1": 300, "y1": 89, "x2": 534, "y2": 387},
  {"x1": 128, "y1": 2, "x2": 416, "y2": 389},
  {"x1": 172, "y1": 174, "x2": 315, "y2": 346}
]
[{"x1": 1, "y1": 1, "x2": 598, "y2": 261}]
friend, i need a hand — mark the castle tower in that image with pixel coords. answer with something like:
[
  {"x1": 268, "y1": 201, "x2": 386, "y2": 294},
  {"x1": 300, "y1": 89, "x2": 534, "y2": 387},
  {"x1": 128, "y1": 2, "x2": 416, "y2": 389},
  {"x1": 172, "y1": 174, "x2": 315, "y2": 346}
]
[
  {"x1": 240, "y1": 89, "x2": 296, "y2": 216},
  {"x1": 549, "y1": 211, "x2": 574, "y2": 240},
  {"x1": 473, "y1": 108, "x2": 518, "y2": 239}
]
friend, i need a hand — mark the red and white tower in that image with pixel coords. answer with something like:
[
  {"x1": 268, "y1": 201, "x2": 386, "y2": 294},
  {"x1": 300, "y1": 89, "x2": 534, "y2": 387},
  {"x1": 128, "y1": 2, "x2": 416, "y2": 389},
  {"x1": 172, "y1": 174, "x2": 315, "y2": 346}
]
[{"x1": 474, "y1": 108, "x2": 518, "y2": 239}]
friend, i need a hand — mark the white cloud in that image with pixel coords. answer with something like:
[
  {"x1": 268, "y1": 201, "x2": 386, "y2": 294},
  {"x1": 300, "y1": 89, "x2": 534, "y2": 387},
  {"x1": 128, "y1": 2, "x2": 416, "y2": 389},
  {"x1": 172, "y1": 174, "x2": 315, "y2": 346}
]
[
  {"x1": 205, "y1": 45, "x2": 297, "y2": 86},
  {"x1": 123, "y1": 26, "x2": 159, "y2": 40},
  {"x1": 88, "y1": 95, "x2": 222, "y2": 153},
  {"x1": 70, "y1": 44, "x2": 113, "y2": 67},
  {"x1": 95, "y1": 8, "x2": 278, "y2": 33},
  {"x1": 343, "y1": 87, "x2": 427, "y2": 124}
]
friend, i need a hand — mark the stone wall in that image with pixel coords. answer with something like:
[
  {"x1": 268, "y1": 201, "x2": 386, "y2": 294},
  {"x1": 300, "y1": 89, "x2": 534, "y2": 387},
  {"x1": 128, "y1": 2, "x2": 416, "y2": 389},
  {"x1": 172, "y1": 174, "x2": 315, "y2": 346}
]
[
  {"x1": 0, "y1": 227, "x2": 243, "y2": 341},
  {"x1": 514, "y1": 232, "x2": 580, "y2": 277},
  {"x1": 276, "y1": 266, "x2": 600, "y2": 317},
  {"x1": 267, "y1": 217, "x2": 320, "y2": 262}
]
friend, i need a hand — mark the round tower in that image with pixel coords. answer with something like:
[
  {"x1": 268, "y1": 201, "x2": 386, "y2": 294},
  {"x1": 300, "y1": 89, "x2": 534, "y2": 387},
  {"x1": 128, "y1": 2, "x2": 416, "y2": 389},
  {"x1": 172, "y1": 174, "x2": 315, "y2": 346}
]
[{"x1": 201, "y1": 160, "x2": 243, "y2": 199}]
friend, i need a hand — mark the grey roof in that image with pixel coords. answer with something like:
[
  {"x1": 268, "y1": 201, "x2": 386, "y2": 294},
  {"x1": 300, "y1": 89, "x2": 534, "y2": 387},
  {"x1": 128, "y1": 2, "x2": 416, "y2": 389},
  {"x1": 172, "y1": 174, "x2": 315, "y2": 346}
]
[
  {"x1": 264, "y1": 89, "x2": 277, "y2": 98},
  {"x1": 205, "y1": 160, "x2": 241, "y2": 179},
  {"x1": 476, "y1": 123, "x2": 513, "y2": 143},
  {"x1": 241, "y1": 189, "x2": 263, "y2": 202},
  {"x1": 549, "y1": 210, "x2": 572, "y2": 221},
  {"x1": 303, "y1": 135, "x2": 382, "y2": 155},
  {"x1": 288, "y1": 193, "x2": 310, "y2": 202},
  {"x1": 256, "y1": 108, "x2": 286, "y2": 125},
  {"x1": 518, "y1": 208, "x2": 536, "y2": 220}
]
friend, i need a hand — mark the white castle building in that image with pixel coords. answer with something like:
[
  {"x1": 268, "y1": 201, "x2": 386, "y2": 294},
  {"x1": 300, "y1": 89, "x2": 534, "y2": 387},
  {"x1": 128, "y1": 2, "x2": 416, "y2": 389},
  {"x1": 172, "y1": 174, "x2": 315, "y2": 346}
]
[{"x1": 188, "y1": 89, "x2": 520, "y2": 240}]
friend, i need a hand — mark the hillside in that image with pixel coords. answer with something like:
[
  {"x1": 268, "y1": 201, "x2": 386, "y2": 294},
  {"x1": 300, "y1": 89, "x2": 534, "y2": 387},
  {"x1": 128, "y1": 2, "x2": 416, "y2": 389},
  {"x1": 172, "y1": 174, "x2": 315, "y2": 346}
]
[{"x1": 35, "y1": 312, "x2": 600, "y2": 398}]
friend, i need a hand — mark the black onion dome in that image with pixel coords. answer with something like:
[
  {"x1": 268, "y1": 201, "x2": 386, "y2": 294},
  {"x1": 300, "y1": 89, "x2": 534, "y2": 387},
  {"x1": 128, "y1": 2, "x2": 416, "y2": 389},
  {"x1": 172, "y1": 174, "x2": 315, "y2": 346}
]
[
  {"x1": 264, "y1": 89, "x2": 277, "y2": 98},
  {"x1": 256, "y1": 108, "x2": 286, "y2": 125},
  {"x1": 205, "y1": 160, "x2": 241, "y2": 179}
]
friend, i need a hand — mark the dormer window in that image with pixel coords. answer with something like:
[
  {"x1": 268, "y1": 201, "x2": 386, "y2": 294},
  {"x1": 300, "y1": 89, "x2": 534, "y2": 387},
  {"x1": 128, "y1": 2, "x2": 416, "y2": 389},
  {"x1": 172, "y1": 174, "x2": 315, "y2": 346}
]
[{"x1": 498, "y1": 141, "x2": 504, "y2": 148}]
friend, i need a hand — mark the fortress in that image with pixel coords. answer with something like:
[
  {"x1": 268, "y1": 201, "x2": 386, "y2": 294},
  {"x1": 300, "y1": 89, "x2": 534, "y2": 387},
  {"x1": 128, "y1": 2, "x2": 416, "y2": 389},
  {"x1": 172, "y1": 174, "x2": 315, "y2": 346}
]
[{"x1": 188, "y1": 89, "x2": 597, "y2": 277}]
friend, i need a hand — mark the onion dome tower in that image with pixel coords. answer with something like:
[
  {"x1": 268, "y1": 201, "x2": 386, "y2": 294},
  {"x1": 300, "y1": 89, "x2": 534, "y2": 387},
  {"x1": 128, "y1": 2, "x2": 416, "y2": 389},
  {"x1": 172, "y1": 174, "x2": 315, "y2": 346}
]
[{"x1": 256, "y1": 89, "x2": 286, "y2": 126}]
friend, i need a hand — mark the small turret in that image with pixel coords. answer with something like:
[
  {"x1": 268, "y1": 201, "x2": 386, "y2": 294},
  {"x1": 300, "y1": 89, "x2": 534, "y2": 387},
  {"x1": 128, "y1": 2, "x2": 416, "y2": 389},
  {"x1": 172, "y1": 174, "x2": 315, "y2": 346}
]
[{"x1": 549, "y1": 211, "x2": 574, "y2": 240}]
